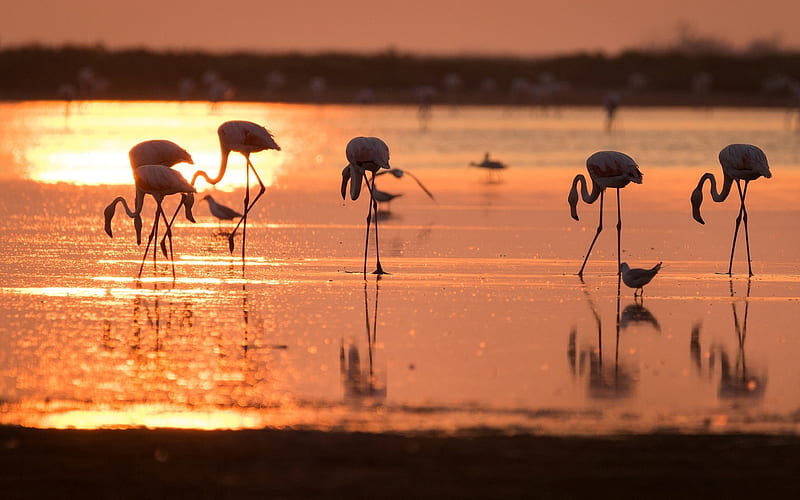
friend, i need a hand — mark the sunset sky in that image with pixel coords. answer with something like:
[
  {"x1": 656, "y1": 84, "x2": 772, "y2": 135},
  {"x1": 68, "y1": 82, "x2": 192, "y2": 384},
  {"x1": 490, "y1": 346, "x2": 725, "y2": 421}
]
[{"x1": 2, "y1": 0, "x2": 799, "y2": 56}]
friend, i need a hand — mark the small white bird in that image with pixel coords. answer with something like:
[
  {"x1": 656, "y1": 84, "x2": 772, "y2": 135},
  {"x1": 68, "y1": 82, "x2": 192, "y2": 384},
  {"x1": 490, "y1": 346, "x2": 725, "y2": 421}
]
[
  {"x1": 620, "y1": 262, "x2": 662, "y2": 297},
  {"x1": 202, "y1": 194, "x2": 243, "y2": 233}
]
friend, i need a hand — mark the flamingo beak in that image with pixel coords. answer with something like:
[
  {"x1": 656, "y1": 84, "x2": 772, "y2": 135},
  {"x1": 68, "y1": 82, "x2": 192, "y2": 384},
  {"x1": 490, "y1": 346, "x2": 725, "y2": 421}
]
[
  {"x1": 103, "y1": 203, "x2": 116, "y2": 238},
  {"x1": 340, "y1": 166, "x2": 351, "y2": 200},
  {"x1": 183, "y1": 193, "x2": 196, "y2": 223},
  {"x1": 690, "y1": 187, "x2": 705, "y2": 224},
  {"x1": 349, "y1": 165, "x2": 363, "y2": 200},
  {"x1": 134, "y1": 215, "x2": 143, "y2": 245}
]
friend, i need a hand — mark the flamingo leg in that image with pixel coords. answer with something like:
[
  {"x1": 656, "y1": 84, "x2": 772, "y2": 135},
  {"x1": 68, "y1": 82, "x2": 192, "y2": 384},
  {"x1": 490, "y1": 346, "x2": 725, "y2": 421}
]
[
  {"x1": 616, "y1": 188, "x2": 622, "y2": 277},
  {"x1": 138, "y1": 214, "x2": 159, "y2": 278},
  {"x1": 157, "y1": 204, "x2": 176, "y2": 279},
  {"x1": 152, "y1": 205, "x2": 161, "y2": 272},
  {"x1": 738, "y1": 181, "x2": 753, "y2": 277},
  {"x1": 228, "y1": 157, "x2": 267, "y2": 264},
  {"x1": 727, "y1": 179, "x2": 745, "y2": 275},
  {"x1": 367, "y1": 173, "x2": 386, "y2": 275},
  {"x1": 362, "y1": 172, "x2": 373, "y2": 278},
  {"x1": 578, "y1": 190, "x2": 605, "y2": 277}
]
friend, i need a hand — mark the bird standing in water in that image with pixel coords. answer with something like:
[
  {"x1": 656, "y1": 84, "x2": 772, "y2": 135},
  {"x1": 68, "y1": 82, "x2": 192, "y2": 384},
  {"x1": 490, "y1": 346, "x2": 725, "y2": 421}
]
[
  {"x1": 104, "y1": 164, "x2": 196, "y2": 278},
  {"x1": 568, "y1": 151, "x2": 643, "y2": 277},
  {"x1": 340, "y1": 136, "x2": 392, "y2": 277},
  {"x1": 190, "y1": 120, "x2": 281, "y2": 272},
  {"x1": 127, "y1": 139, "x2": 194, "y2": 246},
  {"x1": 620, "y1": 262, "x2": 662, "y2": 297},
  {"x1": 201, "y1": 194, "x2": 242, "y2": 234},
  {"x1": 690, "y1": 143, "x2": 772, "y2": 276}
]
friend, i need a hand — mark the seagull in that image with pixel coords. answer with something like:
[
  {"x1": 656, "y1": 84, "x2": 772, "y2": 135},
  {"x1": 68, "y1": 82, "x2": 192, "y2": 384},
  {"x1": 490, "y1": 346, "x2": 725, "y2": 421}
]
[
  {"x1": 202, "y1": 194, "x2": 243, "y2": 234},
  {"x1": 620, "y1": 262, "x2": 662, "y2": 297}
]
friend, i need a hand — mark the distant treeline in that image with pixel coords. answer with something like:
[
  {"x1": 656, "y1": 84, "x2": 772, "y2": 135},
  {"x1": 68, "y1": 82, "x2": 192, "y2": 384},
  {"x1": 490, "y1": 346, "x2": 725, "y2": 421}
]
[{"x1": 2, "y1": 45, "x2": 800, "y2": 107}]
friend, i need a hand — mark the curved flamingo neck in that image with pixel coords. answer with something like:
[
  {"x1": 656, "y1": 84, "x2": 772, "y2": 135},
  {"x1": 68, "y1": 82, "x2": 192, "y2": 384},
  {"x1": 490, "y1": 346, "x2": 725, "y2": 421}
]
[
  {"x1": 191, "y1": 147, "x2": 230, "y2": 186},
  {"x1": 109, "y1": 196, "x2": 139, "y2": 218},
  {"x1": 568, "y1": 174, "x2": 602, "y2": 220},
  {"x1": 699, "y1": 172, "x2": 733, "y2": 202},
  {"x1": 104, "y1": 196, "x2": 144, "y2": 241},
  {"x1": 691, "y1": 172, "x2": 734, "y2": 224}
]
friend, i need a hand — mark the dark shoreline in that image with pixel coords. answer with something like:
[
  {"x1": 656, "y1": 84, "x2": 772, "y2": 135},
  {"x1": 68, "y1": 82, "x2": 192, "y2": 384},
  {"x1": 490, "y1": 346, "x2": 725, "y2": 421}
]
[{"x1": 2, "y1": 426, "x2": 798, "y2": 499}]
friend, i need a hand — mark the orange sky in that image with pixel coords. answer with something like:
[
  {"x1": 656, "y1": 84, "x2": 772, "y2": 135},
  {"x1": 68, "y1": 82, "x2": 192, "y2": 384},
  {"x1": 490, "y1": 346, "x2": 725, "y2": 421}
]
[{"x1": 2, "y1": 0, "x2": 799, "y2": 55}]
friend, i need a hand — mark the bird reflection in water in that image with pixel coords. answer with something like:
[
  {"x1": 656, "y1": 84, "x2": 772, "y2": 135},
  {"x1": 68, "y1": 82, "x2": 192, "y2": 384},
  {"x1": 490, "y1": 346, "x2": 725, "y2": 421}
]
[
  {"x1": 340, "y1": 281, "x2": 387, "y2": 401},
  {"x1": 619, "y1": 297, "x2": 661, "y2": 333},
  {"x1": 568, "y1": 283, "x2": 637, "y2": 399},
  {"x1": 690, "y1": 279, "x2": 766, "y2": 401}
]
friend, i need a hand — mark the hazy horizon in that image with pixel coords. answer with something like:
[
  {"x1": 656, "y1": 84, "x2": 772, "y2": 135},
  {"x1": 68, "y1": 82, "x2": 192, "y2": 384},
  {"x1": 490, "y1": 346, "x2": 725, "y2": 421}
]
[{"x1": 3, "y1": 1, "x2": 800, "y2": 57}]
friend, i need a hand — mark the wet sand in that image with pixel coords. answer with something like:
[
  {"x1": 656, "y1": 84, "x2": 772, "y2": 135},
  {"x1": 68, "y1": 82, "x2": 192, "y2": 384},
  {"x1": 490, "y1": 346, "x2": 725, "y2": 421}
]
[{"x1": 1, "y1": 426, "x2": 799, "y2": 499}]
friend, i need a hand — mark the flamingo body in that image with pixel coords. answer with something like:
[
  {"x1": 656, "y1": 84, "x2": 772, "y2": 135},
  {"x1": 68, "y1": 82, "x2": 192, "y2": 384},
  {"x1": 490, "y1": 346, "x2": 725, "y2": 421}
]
[
  {"x1": 342, "y1": 137, "x2": 391, "y2": 201},
  {"x1": 129, "y1": 140, "x2": 193, "y2": 169}
]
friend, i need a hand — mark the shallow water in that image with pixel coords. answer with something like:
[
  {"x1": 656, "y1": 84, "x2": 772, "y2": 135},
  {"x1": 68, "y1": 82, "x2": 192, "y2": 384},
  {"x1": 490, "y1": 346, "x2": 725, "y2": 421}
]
[{"x1": 0, "y1": 101, "x2": 799, "y2": 434}]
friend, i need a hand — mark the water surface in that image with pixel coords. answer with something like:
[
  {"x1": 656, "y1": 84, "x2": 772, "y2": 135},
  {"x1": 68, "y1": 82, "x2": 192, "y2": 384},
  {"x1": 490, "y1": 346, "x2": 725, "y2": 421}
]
[{"x1": 0, "y1": 101, "x2": 798, "y2": 434}]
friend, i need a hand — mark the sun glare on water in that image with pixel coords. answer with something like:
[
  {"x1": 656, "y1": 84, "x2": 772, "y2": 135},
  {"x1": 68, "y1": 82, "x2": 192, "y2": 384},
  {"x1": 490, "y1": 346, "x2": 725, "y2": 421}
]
[{"x1": 11, "y1": 101, "x2": 288, "y2": 188}]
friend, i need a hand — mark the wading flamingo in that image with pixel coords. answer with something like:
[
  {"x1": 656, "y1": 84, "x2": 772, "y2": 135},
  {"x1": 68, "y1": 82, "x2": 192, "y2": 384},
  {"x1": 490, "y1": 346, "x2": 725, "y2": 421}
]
[
  {"x1": 620, "y1": 262, "x2": 662, "y2": 297},
  {"x1": 568, "y1": 151, "x2": 643, "y2": 277},
  {"x1": 189, "y1": 120, "x2": 281, "y2": 271},
  {"x1": 340, "y1": 136, "x2": 391, "y2": 277},
  {"x1": 104, "y1": 165, "x2": 196, "y2": 278},
  {"x1": 128, "y1": 140, "x2": 194, "y2": 259},
  {"x1": 202, "y1": 194, "x2": 242, "y2": 234},
  {"x1": 691, "y1": 144, "x2": 772, "y2": 276}
]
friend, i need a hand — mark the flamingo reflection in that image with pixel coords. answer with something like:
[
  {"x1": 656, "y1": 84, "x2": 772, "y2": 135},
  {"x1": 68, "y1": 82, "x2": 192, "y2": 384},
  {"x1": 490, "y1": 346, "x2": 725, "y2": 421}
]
[
  {"x1": 690, "y1": 279, "x2": 766, "y2": 400},
  {"x1": 340, "y1": 281, "x2": 386, "y2": 401},
  {"x1": 568, "y1": 284, "x2": 637, "y2": 399}
]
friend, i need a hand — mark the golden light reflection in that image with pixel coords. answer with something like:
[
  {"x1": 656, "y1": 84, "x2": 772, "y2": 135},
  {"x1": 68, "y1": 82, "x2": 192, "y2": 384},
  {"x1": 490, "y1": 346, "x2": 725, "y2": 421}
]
[{"x1": 14, "y1": 101, "x2": 288, "y2": 188}]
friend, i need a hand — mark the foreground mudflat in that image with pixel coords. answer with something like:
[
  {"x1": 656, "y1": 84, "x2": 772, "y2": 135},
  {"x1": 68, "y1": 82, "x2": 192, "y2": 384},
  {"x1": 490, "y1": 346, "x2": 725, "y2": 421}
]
[{"x1": 1, "y1": 426, "x2": 799, "y2": 499}]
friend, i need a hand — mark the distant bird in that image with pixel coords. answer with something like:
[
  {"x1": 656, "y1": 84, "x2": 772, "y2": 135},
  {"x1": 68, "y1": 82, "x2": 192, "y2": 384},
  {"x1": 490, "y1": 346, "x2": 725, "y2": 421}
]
[
  {"x1": 202, "y1": 194, "x2": 242, "y2": 233},
  {"x1": 340, "y1": 136, "x2": 392, "y2": 277},
  {"x1": 190, "y1": 120, "x2": 281, "y2": 272},
  {"x1": 371, "y1": 188, "x2": 403, "y2": 212},
  {"x1": 691, "y1": 144, "x2": 772, "y2": 276},
  {"x1": 620, "y1": 262, "x2": 662, "y2": 297},
  {"x1": 373, "y1": 167, "x2": 436, "y2": 213},
  {"x1": 568, "y1": 151, "x2": 643, "y2": 277},
  {"x1": 104, "y1": 165, "x2": 196, "y2": 278},
  {"x1": 470, "y1": 152, "x2": 507, "y2": 181}
]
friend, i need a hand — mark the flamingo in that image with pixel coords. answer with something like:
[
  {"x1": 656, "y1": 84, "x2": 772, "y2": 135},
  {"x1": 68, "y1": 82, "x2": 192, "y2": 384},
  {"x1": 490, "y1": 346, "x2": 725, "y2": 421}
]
[
  {"x1": 201, "y1": 194, "x2": 242, "y2": 234},
  {"x1": 620, "y1": 262, "x2": 662, "y2": 297},
  {"x1": 690, "y1": 144, "x2": 772, "y2": 276},
  {"x1": 568, "y1": 151, "x2": 643, "y2": 277},
  {"x1": 340, "y1": 136, "x2": 391, "y2": 277},
  {"x1": 127, "y1": 140, "x2": 195, "y2": 261},
  {"x1": 189, "y1": 120, "x2": 281, "y2": 271},
  {"x1": 104, "y1": 164, "x2": 196, "y2": 278}
]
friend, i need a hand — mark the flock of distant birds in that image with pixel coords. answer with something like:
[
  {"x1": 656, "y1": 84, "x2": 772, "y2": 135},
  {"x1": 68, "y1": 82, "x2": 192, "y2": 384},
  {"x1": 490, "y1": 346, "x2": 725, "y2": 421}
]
[{"x1": 103, "y1": 119, "x2": 772, "y2": 295}]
